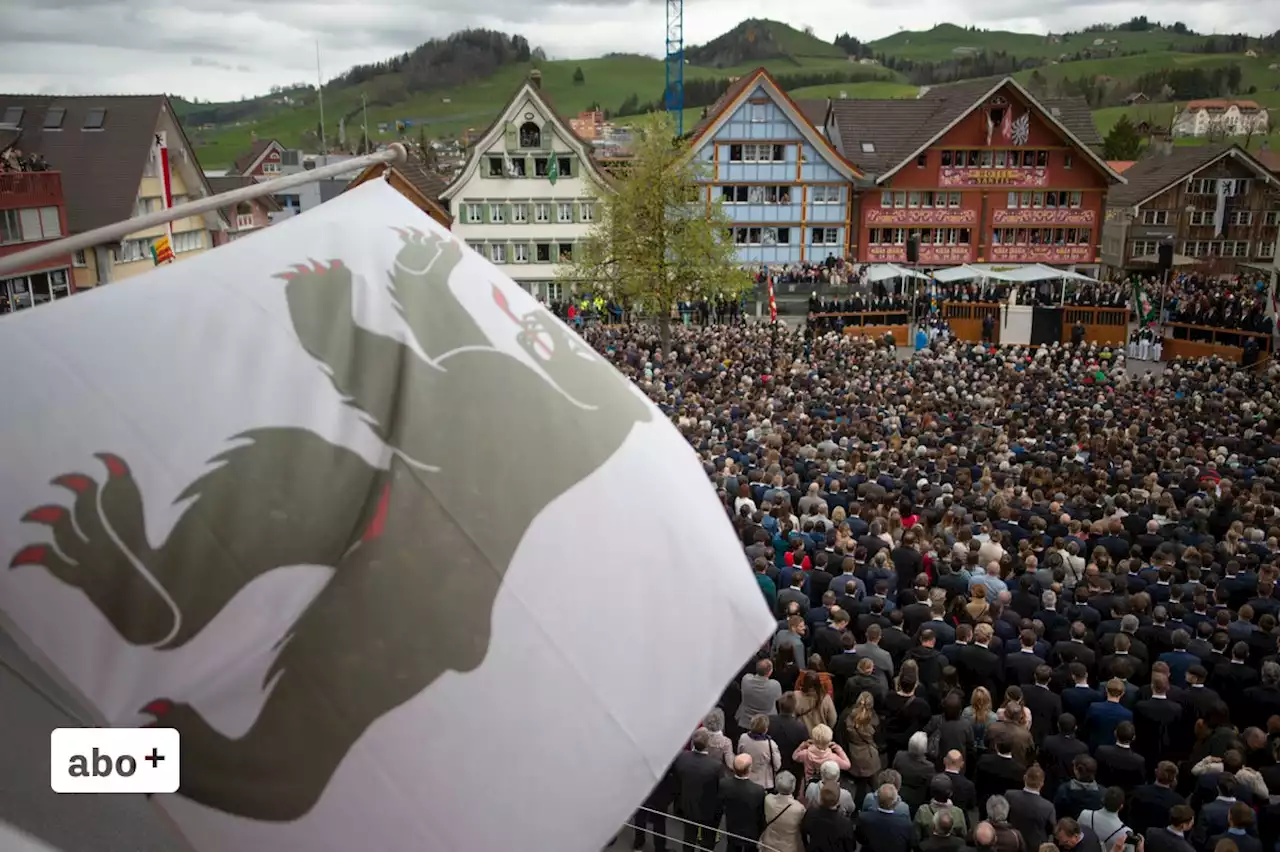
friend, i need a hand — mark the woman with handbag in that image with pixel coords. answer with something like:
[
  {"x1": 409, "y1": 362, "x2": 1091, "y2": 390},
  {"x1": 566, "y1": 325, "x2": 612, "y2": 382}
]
[{"x1": 737, "y1": 714, "x2": 783, "y2": 790}]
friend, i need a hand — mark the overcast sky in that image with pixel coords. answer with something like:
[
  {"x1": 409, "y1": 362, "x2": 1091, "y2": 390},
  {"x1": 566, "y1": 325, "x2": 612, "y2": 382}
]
[{"x1": 1, "y1": 0, "x2": 1277, "y2": 103}]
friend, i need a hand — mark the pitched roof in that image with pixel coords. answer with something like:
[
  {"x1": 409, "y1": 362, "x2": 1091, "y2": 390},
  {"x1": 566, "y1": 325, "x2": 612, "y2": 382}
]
[
  {"x1": 443, "y1": 74, "x2": 615, "y2": 199},
  {"x1": 685, "y1": 68, "x2": 861, "y2": 180},
  {"x1": 1107, "y1": 160, "x2": 1136, "y2": 174},
  {"x1": 1106, "y1": 143, "x2": 1278, "y2": 208},
  {"x1": 205, "y1": 175, "x2": 282, "y2": 211},
  {"x1": 828, "y1": 77, "x2": 1118, "y2": 184},
  {"x1": 688, "y1": 75, "x2": 759, "y2": 140},
  {"x1": 1186, "y1": 99, "x2": 1262, "y2": 112},
  {"x1": 231, "y1": 138, "x2": 277, "y2": 175},
  {"x1": 793, "y1": 99, "x2": 830, "y2": 132},
  {"x1": 1255, "y1": 151, "x2": 1280, "y2": 175},
  {"x1": 0, "y1": 94, "x2": 164, "y2": 233},
  {"x1": 397, "y1": 151, "x2": 449, "y2": 201}
]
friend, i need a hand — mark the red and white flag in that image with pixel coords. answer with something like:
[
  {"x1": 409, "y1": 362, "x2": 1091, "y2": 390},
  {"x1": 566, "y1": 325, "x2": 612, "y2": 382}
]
[
  {"x1": 768, "y1": 275, "x2": 777, "y2": 322},
  {"x1": 0, "y1": 180, "x2": 774, "y2": 852},
  {"x1": 1001, "y1": 108, "x2": 1014, "y2": 143}
]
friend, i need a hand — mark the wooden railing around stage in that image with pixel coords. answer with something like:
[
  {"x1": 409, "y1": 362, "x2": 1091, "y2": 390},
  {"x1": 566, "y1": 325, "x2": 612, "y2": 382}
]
[
  {"x1": 1062, "y1": 306, "x2": 1129, "y2": 346},
  {"x1": 810, "y1": 310, "x2": 910, "y2": 342},
  {"x1": 941, "y1": 302, "x2": 1003, "y2": 344},
  {"x1": 1162, "y1": 323, "x2": 1273, "y2": 365}
]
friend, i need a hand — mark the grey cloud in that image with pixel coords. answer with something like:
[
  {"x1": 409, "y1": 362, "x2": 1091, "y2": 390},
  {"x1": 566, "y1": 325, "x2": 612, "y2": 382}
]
[{"x1": 192, "y1": 57, "x2": 236, "y2": 71}]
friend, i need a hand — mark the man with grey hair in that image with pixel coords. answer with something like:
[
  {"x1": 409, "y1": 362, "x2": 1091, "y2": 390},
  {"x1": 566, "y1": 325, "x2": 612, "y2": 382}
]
[
  {"x1": 1244, "y1": 660, "x2": 1280, "y2": 728},
  {"x1": 806, "y1": 759, "x2": 855, "y2": 816},
  {"x1": 762, "y1": 771, "x2": 805, "y2": 852},
  {"x1": 986, "y1": 796, "x2": 1025, "y2": 852}
]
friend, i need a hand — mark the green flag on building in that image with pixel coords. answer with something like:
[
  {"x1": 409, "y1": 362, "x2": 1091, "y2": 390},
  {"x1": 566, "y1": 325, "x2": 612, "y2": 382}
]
[{"x1": 547, "y1": 156, "x2": 559, "y2": 186}]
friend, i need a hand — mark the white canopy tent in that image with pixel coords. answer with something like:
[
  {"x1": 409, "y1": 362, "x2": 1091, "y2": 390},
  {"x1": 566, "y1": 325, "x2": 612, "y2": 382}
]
[
  {"x1": 864, "y1": 263, "x2": 932, "y2": 283},
  {"x1": 928, "y1": 264, "x2": 1100, "y2": 283}
]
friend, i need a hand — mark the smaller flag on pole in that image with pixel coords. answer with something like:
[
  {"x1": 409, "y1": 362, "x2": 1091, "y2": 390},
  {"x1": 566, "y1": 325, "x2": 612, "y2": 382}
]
[
  {"x1": 546, "y1": 156, "x2": 559, "y2": 186},
  {"x1": 768, "y1": 275, "x2": 777, "y2": 323},
  {"x1": 151, "y1": 235, "x2": 174, "y2": 265},
  {"x1": 1131, "y1": 279, "x2": 1155, "y2": 326}
]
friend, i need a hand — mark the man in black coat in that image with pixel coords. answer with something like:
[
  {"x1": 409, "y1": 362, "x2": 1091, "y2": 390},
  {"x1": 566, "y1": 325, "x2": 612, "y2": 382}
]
[
  {"x1": 1209, "y1": 803, "x2": 1263, "y2": 852},
  {"x1": 718, "y1": 754, "x2": 765, "y2": 852},
  {"x1": 1144, "y1": 805, "x2": 1196, "y2": 852},
  {"x1": 858, "y1": 783, "x2": 915, "y2": 852},
  {"x1": 1005, "y1": 765, "x2": 1057, "y2": 851},
  {"x1": 1127, "y1": 762, "x2": 1186, "y2": 837},
  {"x1": 1006, "y1": 629, "x2": 1047, "y2": 686},
  {"x1": 674, "y1": 729, "x2": 726, "y2": 851},
  {"x1": 975, "y1": 739, "x2": 1027, "y2": 811},
  {"x1": 1055, "y1": 816, "x2": 1104, "y2": 852},
  {"x1": 1023, "y1": 665, "x2": 1063, "y2": 742},
  {"x1": 957, "y1": 623, "x2": 1004, "y2": 697},
  {"x1": 1054, "y1": 623, "x2": 1099, "y2": 679},
  {"x1": 803, "y1": 782, "x2": 857, "y2": 852},
  {"x1": 943, "y1": 750, "x2": 980, "y2": 827},
  {"x1": 1095, "y1": 721, "x2": 1147, "y2": 790},
  {"x1": 1210, "y1": 642, "x2": 1261, "y2": 708},
  {"x1": 769, "y1": 693, "x2": 811, "y2": 779},
  {"x1": 1039, "y1": 714, "x2": 1090, "y2": 798},
  {"x1": 1133, "y1": 673, "x2": 1184, "y2": 769}
]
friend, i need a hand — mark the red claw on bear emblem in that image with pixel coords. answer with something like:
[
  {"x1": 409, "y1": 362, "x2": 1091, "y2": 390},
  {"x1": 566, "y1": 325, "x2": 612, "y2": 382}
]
[{"x1": 140, "y1": 699, "x2": 175, "y2": 723}]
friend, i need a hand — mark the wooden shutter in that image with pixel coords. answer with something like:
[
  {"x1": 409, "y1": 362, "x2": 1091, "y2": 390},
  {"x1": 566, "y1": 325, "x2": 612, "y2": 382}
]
[{"x1": 504, "y1": 122, "x2": 518, "y2": 149}]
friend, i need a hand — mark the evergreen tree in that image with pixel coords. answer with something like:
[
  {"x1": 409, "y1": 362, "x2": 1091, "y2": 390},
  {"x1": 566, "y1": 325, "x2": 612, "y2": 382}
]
[
  {"x1": 573, "y1": 66, "x2": 585, "y2": 85},
  {"x1": 1103, "y1": 115, "x2": 1144, "y2": 160}
]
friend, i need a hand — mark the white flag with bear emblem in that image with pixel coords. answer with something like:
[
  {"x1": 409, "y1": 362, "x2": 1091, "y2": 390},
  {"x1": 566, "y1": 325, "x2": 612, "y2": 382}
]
[{"x1": 0, "y1": 180, "x2": 774, "y2": 852}]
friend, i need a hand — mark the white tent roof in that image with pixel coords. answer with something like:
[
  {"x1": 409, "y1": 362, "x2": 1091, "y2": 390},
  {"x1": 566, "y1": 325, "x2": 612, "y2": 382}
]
[
  {"x1": 931, "y1": 263, "x2": 1101, "y2": 283},
  {"x1": 865, "y1": 263, "x2": 931, "y2": 282},
  {"x1": 930, "y1": 264, "x2": 987, "y2": 282}
]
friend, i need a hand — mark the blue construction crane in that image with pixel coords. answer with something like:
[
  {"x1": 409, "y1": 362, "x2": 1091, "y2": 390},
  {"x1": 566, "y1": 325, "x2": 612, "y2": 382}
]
[{"x1": 663, "y1": 0, "x2": 684, "y2": 135}]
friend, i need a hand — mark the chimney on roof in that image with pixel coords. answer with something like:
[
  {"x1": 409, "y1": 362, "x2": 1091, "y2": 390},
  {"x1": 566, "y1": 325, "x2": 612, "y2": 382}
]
[{"x1": 529, "y1": 69, "x2": 542, "y2": 90}]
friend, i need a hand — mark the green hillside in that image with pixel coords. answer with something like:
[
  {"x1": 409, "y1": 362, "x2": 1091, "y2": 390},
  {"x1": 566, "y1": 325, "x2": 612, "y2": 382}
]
[
  {"x1": 787, "y1": 81, "x2": 920, "y2": 100},
  {"x1": 191, "y1": 49, "x2": 893, "y2": 168},
  {"x1": 866, "y1": 22, "x2": 1232, "y2": 62},
  {"x1": 686, "y1": 18, "x2": 845, "y2": 67}
]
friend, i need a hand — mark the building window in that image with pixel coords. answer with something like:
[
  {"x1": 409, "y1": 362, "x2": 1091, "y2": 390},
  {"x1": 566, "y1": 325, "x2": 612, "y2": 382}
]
[
  {"x1": 488, "y1": 157, "x2": 504, "y2": 177},
  {"x1": 1187, "y1": 178, "x2": 1216, "y2": 195},
  {"x1": 1032, "y1": 193, "x2": 1044, "y2": 209},
  {"x1": 43, "y1": 107, "x2": 65, "y2": 130},
  {"x1": 83, "y1": 108, "x2": 106, "y2": 130},
  {"x1": 262, "y1": 162, "x2": 281, "y2": 175},
  {"x1": 893, "y1": 192, "x2": 907, "y2": 208},
  {"x1": 941, "y1": 151, "x2": 952, "y2": 166},
  {"x1": 980, "y1": 151, "x2": 994, "y2": 168},
  {"x1": 1131, "y1": 240, "x2": 1158, "y2": 258},
  {"x1": 1069, "y1": 192, "x2": 1082, "y2": 208},
  {"x1": 511, "y1": 203, "x2": 528, "y2": 223},
  {"x1": 535, "y1": 243, "x2": 551, "y2": 262},
  {"x1": 557, "y1": 202, "x2": 574, "y2": 223},
  {"x1": 1261, "y1": 242, "x2": 1276, "y2": 258},
  {"x1": 1007, "y1": 192, "x2": 1019, "y2": 209},
  {"x1": 1265, "y1": 211, "x2": 1279, "y2": 226},
  {"x1": 721, "y1": 186, "x2": 747, "y2": 204},
  {"x1": 811, "y1": 227, "x2": 840, "y2": 246},
  {"x1": 114, "y1": 238, "x2": 151, "y2": 263},
  {"x1": 994, "y1": 151, "x2": 1007, "y2": 168},
  {"x1": 490, "y1": 244, "x2": 506, "y2": 263},
  {"x1": 557, "y1": 157, "x2": 571, "y2": 177},
  {"x1": 136, "y1": 196, "x2": 162, "y2": 217},
  {"x1": 1064, "y1": 153, "x2": 1073, "y2": 169},
  {"x1": 489, "y1": 203, "x2": 505, "y2": 224},
  {"x1": 916, "y1": 153, "x2": 927, "y2": 168},
  {"x1": 557, "y1": 244, "x2": 573, "y2": 262},
  {"x1": 880, "y1": 191, "x2": 893, "y2": 208},
  {"x1": 860, "y1": 142, "x2": 875, "y2": 153},
  {"x1": 579, "y1": 201, "x2": 594, "y2": 221},
  {"x1": 465, "y1": 204, "x2": 483, "y2": 224},
  {"x1": 534, "y1": 203, "x2": 551, "y2": 223},
  {"x1": 949, "y1": 192, "x2": 961, "y2": 208},
  {"x1": 1, "y1": 210, "x2": 20, "y2": 244},
  {"x1": 1141, "y1": 210, "x2": 1169, "y2": 226},
  {"x1": 1229, "y1": 211, "x2": 1253, "y2": 226},
  {"x1": 750, "y1": 103, "x2": 767, "y2": 123},
  {"x1": 172, "y1": 230, "x2": 203, "y2": 253},
  {"x1": 546, "y1": 281, "x2": 563, "y2": 301},
  {"x1": 812, "y1": 186, "x2": 839, "y2": 204},
  {"x1": 72, "y1": 250, "x2": 87, "y2": 267},
  {"x1": 519, "y1": 122, "x2": 541, "y2": 148},
  {"x1": 513, "y1": 244, "x2": 528, "y2": 263}
]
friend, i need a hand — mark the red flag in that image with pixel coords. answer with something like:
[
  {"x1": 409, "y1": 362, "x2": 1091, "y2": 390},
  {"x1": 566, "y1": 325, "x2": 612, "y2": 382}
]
[
  {"x1": 1002, "y1": 109, "x2": 1013, "y2": 143},
  {"x1": 768, "y1": 276, "x2": 777, "y2": 322}
]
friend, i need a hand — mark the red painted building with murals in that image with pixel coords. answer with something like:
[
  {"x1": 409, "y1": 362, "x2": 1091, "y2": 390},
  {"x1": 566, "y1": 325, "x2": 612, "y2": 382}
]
[{"x1": 826, "y1": 77, "x2": 1124, "y2": 270}]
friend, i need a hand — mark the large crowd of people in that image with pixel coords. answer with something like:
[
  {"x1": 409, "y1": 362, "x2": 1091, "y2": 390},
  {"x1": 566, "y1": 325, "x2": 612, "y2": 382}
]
[{"x1": 582, "y1": 320, "x2": 1280, "y2": 852}]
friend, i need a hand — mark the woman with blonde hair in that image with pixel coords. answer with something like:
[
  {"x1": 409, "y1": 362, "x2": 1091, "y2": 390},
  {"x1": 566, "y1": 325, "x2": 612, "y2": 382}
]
[
  {"x1": 966, "y1": 583, "x2": 990, "y2": 621},
  {"x1": 792, "y1": 723, "x2": 850, "y2": 784},
  {"x1": 793, "y1": 670, "x2": 837, "y2": 733},
  {"x1": 845, "y1": 690, "x2": 881, "y2": 802},
  {"x1": 963, "y1": 686, "x2": 996, "y2": 750}
]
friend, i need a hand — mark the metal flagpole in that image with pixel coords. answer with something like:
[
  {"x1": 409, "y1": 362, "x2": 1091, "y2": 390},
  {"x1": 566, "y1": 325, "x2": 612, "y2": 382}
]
[
  {"x1": 316, "y1": 41, "x2": 328, "y2": 165},
  {"x1": 0, "y1": 145, "x2": 407, "y2": 278}
]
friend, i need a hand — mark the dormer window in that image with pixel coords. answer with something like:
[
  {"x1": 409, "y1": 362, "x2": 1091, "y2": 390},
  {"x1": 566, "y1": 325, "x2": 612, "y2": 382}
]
[
  {"x1": 83, "y1": 108, "x2": 106, "y2": 130},
  {"x1": 519, "y1": 122, "x2": 541, "y2": 148},
  {"x1": 2, "y1": 107, "x2": 24, "y2": 126},
  {"x1": 43, "y1": 108, "x2": 65, "y2": 129}
]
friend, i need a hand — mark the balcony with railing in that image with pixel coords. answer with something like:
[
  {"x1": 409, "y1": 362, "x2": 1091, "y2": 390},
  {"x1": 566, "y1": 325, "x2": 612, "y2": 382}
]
[{"x1": 0, "y1": 170, "x2": 64, "y2": 210}]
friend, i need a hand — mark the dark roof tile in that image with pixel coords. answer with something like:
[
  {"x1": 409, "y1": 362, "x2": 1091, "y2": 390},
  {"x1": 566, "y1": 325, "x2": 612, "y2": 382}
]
[
  {"x1": 205, "y1": 175, "x2": 281, "y2": 212},
  {"x1": 0, "y1": 94, "x2": 164, "y2": 233},
  {"x1": 1106, "y1": 144, "x2": 1235, "y2": 207},
  {"x1": 793, "y1": 98, "x2": 829, "y2": 131},
  {"x1": 231, "y1": 138, "x2": 275, "y2": 175}
]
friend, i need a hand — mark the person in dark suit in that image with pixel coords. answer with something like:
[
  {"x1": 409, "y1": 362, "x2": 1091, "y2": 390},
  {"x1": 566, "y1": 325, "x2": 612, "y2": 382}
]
[
  {"x1": 814, "y1": 609, "x2": 853, "y2": 664},
  {"x1": 957, "y1": 624, "x2": 1004, "y2": 697},
  {"x1": 1023, "y1": 665, "x2": 1063, "y2": 742},
  {"x1": 1144, "y1": 805, "x2": 1197, "y2": 852},
  {"x1": 1197, "y1": 775, "x2": 1244, "y2": 843},
  {"x1": 1084, "y1": 679, "x2": 1133, "y2": 749},
  {"x1": 802, "y1": 782, "x2": 857, "y2": 852},
  {"x1": 718, "y1": 753, "x2": 766, "y2": 852},
  {"x1": 1241, "y1": 662, "x2": 1280, "y2": 731},
  {"x1": 1095, "y1": 721, "x2": 1147, "y2": 790},
  {"x1": 1062, "y1": 664, "x2": 1103, "y2": 721},
  {"x1": 1055, "y1": 623, "x2": 1099, "y2": 676},
  {"x1": 770, "y1": 693, "x2": 812, "y2": 779},
  {"x1": 1210, "y1": 642, "x2": 1260, "y2": 709},
  {"x1": 858, "y1": 783, "x2": 915, "y2": 852},
  {"x1": 1006, "y1": 629, "x2": 1046, "y2": 686},
  {"x1": 1209, "y1": 802, "x2": 1263, "y2": 852},
  {"x1": 674, "y1": 729, "x2": 726, "y2": 851},
  {"x1": 1134, "y1": 673, "x2": 1184, "y2": 770},
  {"x1": 975, "y1": 739, "x2": 1027, "y2": 812},
  {"x1": 1005, "y1": 765, "x2": 1057, "y2": 851},
  {"x1": 920, "y1": 810, "x2": 973, "y2": 852},
  {"x1": 1127, "y1": 762, "x2": 1186, "y2": 837},
  {"x1": 943, "y1": 750, "x2": 980, "y2": 828},
  {"x1": 1181, "y1": 666, "x2": 1223, "y2": 723},
  {"x1": 1157, "y1": 630, "x2": 1199, "y2": 687},
  {"x1": 1040, "y1": 714, "x2": 1091, "y2": 798}
]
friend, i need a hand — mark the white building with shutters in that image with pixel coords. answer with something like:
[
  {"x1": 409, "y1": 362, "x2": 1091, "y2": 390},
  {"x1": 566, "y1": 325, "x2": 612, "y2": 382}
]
[{"x1": 441, "y1": 69, "x2": 613, "y2": 302}]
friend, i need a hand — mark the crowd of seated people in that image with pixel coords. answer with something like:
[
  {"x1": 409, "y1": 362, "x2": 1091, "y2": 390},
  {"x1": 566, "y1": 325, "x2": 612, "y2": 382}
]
[{"x1": 583, "y1": 321, "x2": 1280, "y2": 852}]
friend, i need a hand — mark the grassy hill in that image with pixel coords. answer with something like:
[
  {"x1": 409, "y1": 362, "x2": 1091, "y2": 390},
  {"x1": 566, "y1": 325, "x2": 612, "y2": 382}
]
[
  {"x1": 866, "y1": 22, "x2": 1232, "y2": 62},
  {"x1": 185, "y1": 19, "x2": 1280, "y2": 169}
]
